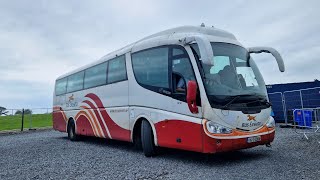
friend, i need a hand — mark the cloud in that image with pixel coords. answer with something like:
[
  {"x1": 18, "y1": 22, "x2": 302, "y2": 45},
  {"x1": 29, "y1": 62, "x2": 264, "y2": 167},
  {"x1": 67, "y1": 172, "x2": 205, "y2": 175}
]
[{"x1": 0, "y1": 0, "x2": 319, "y2": 108}]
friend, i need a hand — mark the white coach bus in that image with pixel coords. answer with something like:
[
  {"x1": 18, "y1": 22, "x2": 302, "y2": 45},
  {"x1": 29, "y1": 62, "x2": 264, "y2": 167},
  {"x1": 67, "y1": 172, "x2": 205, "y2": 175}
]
[{"x1": 53, "y1": 25, "x2": 284, "y2": 157}]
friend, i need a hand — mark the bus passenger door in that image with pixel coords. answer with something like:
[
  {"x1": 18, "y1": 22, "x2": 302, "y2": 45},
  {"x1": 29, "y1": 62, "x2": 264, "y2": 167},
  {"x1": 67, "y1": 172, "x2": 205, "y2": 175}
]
[
  {"x1": 170, "y1": 46, "x2": 202, "y2": 118},
  {"x1": 164, "y1": 46, "x2": 203, "y2": 152}
]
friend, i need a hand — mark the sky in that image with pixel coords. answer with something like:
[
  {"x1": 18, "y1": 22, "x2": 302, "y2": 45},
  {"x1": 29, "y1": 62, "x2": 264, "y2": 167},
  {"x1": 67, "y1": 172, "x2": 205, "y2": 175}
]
[{"x1": 0, "y1": 0, "x2": 319, "y2": 109}]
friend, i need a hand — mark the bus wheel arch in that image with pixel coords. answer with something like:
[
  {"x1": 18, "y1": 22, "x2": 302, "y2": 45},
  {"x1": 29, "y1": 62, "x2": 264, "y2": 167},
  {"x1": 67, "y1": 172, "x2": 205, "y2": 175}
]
[{"x1": 132, "y1": 117, "x2": 158, "y2": 149}]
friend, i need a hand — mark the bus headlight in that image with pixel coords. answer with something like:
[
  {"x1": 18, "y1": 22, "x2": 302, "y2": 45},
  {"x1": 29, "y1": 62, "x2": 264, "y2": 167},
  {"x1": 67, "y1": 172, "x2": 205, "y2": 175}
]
[
  {"x1": 266, "y1": 116, "x2": 275, "y2": 128},
  {"x1": 206, "y1": 121, "x2": 232, "y2": 134}
]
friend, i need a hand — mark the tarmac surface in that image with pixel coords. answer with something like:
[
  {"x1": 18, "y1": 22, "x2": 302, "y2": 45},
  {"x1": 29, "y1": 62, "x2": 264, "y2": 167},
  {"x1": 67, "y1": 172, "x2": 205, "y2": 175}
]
[{"x1": 0, "y1": 126, "x2": 319, "y2": 180}]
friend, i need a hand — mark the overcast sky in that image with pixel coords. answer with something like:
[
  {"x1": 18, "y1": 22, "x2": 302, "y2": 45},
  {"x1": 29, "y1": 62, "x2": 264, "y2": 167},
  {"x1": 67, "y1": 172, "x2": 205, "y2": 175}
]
[{"x1": 0, "y1": 0, "x2": 319, "y2": 109}]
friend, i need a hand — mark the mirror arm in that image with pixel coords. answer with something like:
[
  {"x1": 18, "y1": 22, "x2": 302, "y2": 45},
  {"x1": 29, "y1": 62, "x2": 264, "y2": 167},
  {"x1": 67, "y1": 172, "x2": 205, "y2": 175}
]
[
  {"x1": 248, "y1": 47, "x2": 285, "y2": 72},
  {"x1": 182, "y1": 35, "x2": 214, "y2": 66}
]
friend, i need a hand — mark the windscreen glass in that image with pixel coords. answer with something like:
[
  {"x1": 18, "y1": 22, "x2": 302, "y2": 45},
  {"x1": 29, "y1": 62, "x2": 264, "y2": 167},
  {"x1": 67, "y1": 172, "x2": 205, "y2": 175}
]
[{"x1": 193, "y1": 43, "x2": 268, "y2": 110}]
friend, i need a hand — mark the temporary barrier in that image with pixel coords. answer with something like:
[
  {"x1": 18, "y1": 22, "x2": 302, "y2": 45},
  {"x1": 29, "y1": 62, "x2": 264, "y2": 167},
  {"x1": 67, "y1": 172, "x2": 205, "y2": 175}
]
[
  {"x1": 292, "y1": 108, "x2": 320, "y2": 139},
  {"x1": 268, "y1": 87, "x2": 320, "y2": 124},
  {"x1": 293, "y1": 109, "x2": 312, "y2": 127}
]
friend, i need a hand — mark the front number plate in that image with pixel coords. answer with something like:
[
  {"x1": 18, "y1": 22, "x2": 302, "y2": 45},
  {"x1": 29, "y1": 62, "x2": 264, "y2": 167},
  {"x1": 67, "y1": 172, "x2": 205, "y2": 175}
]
[{"x1": 247, "y1": 136, "x2": 261, "y2": 143}]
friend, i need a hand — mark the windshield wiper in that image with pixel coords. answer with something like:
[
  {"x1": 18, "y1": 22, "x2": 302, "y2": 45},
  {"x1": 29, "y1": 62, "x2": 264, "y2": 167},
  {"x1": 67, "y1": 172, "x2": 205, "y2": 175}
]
[
  {"x1": 222, "y1": 95, "x2": 241, "y2": 109},
  {"x1": 221, "y1": 94, "x2": 260, "y2": 109},
  {"x1": 245, "y1": 99, "x2": 272, "y2": 107}
]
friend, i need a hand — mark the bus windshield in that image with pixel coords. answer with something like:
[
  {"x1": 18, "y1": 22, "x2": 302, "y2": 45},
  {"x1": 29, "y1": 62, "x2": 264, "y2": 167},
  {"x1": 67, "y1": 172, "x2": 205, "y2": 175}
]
[{"x1": 195, "y1": 43, "x2": 268, "y2": 109}]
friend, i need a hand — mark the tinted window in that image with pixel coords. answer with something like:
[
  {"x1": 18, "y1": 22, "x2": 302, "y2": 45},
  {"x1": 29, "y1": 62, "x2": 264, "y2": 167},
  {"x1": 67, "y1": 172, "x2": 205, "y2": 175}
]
[
  {"x1": 55, "y1": 77, "x2": 67, "y2": 95},
  {"x1": 172, "y1": 48, "x2": 184, "y2": 56},
  {"x1": 107, "y1": 56, "x2": 127, "y2": 83},
  {"x1": 172, "y1": 57, "x2": 196, "y2": 92},
  {"x1": 67, "y1": 71, "x2": 84, "y2": 93},
  {"x1": 132, "y1": 47, "x2": 169, "y2": 89},
  {"x1": 84, "y1": 62, "x2": 107, "y2": 89},
  {"x1": 172, "y1": 58, "x2": 195, "y2": 82}
]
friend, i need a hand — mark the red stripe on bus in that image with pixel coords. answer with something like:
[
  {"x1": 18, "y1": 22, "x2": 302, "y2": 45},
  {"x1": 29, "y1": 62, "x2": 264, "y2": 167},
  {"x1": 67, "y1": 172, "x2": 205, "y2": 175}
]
[
  {"x1": 85, "y1": 93, "x2": 131, "y2": 141},
  {"x1": 83, "y1": 100, "x2": 110, "y2": 138}
]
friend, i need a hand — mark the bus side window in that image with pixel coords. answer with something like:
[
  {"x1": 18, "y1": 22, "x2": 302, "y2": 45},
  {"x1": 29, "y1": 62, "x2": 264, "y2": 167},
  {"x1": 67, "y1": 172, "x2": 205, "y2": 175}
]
[
  {"x1": 171, "y1": 48, "x2": 196, "y2": 93},
  {"x1": 107, "y1": 55, "x2": 127, "y2": 84},
  {"x1": 172, "y1": 72, "x2": 186, "y2": 94},
  {"x1": 67, "y1": 71, "x2": 84, "y2": 93},
  {"x1": 84, "y1": 62, "x2": 107, "y2": 89},
  {"x1": 55, "y1": 77, "x2": 67, "y2": 95},
  {"x1": 132, "y1": 47, "x2": 170, "y2": 94}
]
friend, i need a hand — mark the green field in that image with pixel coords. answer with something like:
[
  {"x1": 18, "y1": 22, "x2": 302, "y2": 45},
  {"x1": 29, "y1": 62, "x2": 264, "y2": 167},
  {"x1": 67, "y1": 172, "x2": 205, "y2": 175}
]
[{"x1": 0, "y1": 114, "x2": 52, "y2": 131}]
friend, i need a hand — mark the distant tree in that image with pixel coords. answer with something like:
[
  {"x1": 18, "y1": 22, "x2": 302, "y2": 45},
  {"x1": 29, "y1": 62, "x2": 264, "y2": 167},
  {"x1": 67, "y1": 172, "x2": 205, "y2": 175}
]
[
  {"x1": 0, "y1": 106, "x2": 8, "y2": 115},
  {"x1": 15, "y1": 109, "x2": 32, "y2": 115},
  {"x1": 25, "y1": 109, "x2": 32, "y2": 115},
  {"x1": 15, "y1": 110, "x2": 22, "y2": 115},
  {"x1": 0, "y1": 106, "x2": 5, "y2": 113}
]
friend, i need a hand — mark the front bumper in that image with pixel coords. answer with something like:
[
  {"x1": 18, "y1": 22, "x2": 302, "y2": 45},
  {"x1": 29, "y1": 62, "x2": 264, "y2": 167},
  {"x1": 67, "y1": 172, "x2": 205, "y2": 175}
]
[{"x1": 202, "y1": 122, "x2": 275, "y2": 153}]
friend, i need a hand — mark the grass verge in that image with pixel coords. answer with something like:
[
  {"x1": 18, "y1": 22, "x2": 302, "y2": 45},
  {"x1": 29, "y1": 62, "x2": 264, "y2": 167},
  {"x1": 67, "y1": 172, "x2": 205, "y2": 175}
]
[{"x1": 0, "y1": 114, "x2": 52, "y2": 131}]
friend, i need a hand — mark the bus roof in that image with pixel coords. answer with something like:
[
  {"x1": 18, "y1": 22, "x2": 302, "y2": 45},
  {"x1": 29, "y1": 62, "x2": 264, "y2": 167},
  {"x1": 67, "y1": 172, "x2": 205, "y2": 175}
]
[{"x1": 56, "y1": 25, "x2": 238, "y2": 80}]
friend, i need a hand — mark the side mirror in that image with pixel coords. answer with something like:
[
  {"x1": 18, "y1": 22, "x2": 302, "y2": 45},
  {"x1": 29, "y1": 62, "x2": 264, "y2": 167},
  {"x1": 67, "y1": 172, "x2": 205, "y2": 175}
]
[
  {"x1": 248, "y1": 47, "x2": 285, "y2": 72},
  {"x1": 187, "y1": 80, "x2": 199, "y2": 114}
]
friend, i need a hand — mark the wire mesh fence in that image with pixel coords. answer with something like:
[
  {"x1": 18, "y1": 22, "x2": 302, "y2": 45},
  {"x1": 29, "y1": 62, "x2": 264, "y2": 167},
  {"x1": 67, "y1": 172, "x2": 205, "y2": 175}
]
[
  {"x1": 268, "y1": 87, "x2": 320, "y2": 139},
  {"x1": 268, "y1": 87, "x2": 320, "y2": 124},
  {"x1": 268, "y1": 92, "x2": 286, "y2": 122},
  {"x1": 0, "y1": 108, "x2": 52, "y2": 131}
]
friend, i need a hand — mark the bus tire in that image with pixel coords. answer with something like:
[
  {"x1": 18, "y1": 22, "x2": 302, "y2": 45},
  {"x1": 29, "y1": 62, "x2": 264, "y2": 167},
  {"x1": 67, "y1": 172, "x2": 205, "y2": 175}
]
[
  {"x1": 141, "y1": 120, "x2": 156, "y2": 157},
  {"x1": 67, "y1": 120, "x2": 78, "y2": 141}
]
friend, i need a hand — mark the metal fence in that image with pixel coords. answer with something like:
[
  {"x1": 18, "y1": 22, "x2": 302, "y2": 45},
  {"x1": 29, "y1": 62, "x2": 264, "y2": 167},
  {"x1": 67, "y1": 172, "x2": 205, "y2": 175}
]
[
  {"x1": 268, "y1": 92, "x2": 286, "y2": 122},
  {"x1": 0, "y1": 108, "x2": 52, "y2": 131},
  {"x1": 292, "y1": 108, "x2": 320, "y2": 139},
  {"x1": 268, "y1": 87, "x2": 320, "y2": 124}
]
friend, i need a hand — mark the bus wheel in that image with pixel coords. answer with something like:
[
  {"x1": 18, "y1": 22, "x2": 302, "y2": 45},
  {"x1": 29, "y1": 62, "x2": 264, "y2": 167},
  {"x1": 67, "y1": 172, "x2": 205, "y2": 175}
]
[
  {"x1": 67, "y1": 120, "x2": 78, "y2": 141},
  {"x1": 141, "y1": 120, "x2": 156, "y2": 157}
]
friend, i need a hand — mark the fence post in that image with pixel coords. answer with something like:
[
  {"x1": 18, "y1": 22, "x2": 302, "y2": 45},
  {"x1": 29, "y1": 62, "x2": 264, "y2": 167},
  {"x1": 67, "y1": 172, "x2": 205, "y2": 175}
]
[
  {"x1": 21, "y1": 108, "x2": 24, "y2": 131},
  {"x1": 29, "y1": 112, "x2": 32, "y2": 130},
  {"x1": 299, "y1": 90, "x2": 304, "y2": 109},
  {"x1": 282, "y1": 92, "x2": 288, "y2": 124}
]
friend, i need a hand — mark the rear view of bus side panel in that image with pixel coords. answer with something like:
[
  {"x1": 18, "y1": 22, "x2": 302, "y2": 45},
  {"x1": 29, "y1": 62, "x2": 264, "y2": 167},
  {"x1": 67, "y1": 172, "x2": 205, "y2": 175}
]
[
  {"x1": 53, "y1": 78, "x2": 68, "y2": 132},
  {"x1": 53, "y1": 54, "x2": 131, "y2": 141}
]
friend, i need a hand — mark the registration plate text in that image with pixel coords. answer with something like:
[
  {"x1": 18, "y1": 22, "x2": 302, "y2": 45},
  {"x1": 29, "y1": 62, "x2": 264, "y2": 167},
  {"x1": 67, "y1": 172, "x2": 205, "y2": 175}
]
[{"x1": 247, "y1": 136, "x2": 261, "y2": 143}]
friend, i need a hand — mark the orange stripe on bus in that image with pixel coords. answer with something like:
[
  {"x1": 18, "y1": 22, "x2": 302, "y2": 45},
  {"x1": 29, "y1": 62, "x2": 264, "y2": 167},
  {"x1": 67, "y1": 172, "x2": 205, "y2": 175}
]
[{"x1": 80, "y1": 106, "x2": 104, "y2": 138}]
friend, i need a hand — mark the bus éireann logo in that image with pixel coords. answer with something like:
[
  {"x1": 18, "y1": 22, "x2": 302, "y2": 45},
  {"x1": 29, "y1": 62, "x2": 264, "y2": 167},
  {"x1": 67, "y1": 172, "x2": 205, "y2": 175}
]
[
  {"x1": 242, "y1": 115, "x2": 261, "y2": 127},
  {"x1": 66, "y1": 94, "x2": 78, "y2": 108},
  {"x1": 247, "y1": 115, "x2": 256, "y2": 121},
  {"x1": 69, "y1": 94, "x2": 74, "y2": 102}
]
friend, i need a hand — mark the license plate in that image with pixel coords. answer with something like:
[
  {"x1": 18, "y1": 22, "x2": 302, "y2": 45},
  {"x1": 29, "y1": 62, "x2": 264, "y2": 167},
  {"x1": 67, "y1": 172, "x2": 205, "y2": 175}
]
[{"x1": 247, "y1": 136, "x2": 261, "y2": 143}]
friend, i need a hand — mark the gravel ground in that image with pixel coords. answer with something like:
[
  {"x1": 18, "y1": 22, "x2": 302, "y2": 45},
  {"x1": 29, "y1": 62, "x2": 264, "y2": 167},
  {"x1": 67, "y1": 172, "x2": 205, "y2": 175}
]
[{"x1": 0, "y1": 126, "x2": 319, "y2": 180}]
